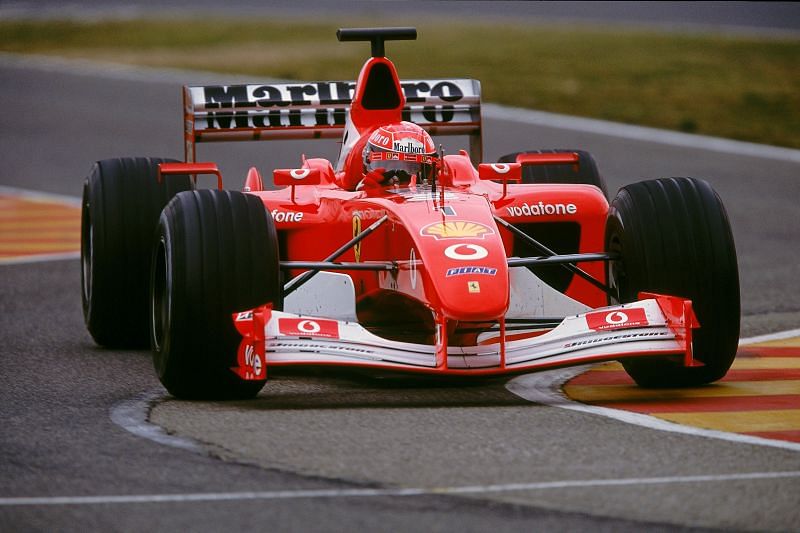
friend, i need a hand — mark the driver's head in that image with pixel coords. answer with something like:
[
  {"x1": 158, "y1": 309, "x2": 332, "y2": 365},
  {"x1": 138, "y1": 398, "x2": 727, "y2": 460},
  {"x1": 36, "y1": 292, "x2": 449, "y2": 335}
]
[{"x1": 363, "y1": 122, "x2": 437, "y2": 186}]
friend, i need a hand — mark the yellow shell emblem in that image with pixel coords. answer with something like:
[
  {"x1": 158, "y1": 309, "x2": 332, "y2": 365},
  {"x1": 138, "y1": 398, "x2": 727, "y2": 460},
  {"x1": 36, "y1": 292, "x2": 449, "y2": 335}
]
[{"x1": 420, "y1": 221, "x2": 493, "y2": 240}]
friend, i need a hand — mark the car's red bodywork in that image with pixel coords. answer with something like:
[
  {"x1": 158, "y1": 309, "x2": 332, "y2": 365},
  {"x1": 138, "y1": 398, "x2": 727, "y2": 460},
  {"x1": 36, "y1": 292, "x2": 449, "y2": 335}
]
[{"x1": 160, "y1": 29, "x2": 700, "y2": 383}]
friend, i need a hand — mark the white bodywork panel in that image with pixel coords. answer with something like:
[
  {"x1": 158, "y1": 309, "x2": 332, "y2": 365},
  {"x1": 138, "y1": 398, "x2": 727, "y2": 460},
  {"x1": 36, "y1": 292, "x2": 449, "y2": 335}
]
[
  {"x1": 284, "y1": 271, "x2": 358, "y2": 322},
  {"x1": 283, "y1": 266, "x2": 590, "y2": 323},
  {"x1": 506, "y1": 266, "x2": 592, "y2": 318}
]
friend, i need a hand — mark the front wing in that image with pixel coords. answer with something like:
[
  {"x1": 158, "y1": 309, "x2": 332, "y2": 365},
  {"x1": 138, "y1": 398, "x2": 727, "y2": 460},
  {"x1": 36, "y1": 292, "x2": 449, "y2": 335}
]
[{"x1": 231, "y1": 293, "x2": 700, "y2": 379}]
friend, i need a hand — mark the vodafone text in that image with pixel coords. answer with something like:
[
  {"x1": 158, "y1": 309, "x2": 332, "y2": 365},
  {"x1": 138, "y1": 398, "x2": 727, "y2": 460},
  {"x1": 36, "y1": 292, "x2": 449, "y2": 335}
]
[{"x1": 506, "y1": 202, "x2": 577, "y2": 217}]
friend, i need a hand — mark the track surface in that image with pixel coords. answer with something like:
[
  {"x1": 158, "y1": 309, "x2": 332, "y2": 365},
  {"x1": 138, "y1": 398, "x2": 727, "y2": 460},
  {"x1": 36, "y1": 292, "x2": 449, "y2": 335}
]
[{"x1": 2, "y1": 55, "x2": 800, "y2": 531}]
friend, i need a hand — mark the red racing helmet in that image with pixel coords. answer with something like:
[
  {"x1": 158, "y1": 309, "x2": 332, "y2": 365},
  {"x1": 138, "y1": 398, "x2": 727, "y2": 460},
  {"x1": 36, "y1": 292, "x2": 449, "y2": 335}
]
[{"x1": 363, "y1": 122, "x2": 437, "y2": 186}]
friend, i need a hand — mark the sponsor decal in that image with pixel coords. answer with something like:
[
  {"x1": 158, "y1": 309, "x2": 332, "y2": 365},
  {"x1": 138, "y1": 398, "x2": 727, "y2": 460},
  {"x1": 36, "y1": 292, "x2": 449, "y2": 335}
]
[
  {"x1": 289, "y1": 169, "x2": 311, "y2": 180},
  {"x1": 352, "y1": 214, "x2": 362, "y2": 262},
  {"x1": 194, "y1": 80, "x2": 473, "y2": 130},
  {"x1": 490, "y1": 164, "x2": 512, "y2": 174},
  {"x1": 278, "y1": 318, "x2": 340, "y2": 339},
  {"x1": 199, "y1": 82, "x2": 353, "y2": 130},
  {"x1": 370, "y1": 151, "x2": 399, "y2": 162},
  {"x1": 244, "y1": 344, "x2": 264, "y2": 378},
  {"x1": 585, "y1": 308, "x2": 649, "y2": 331},
  {"x1": 235, "y1": 311, "x2": 253, "y2": 321},
  {"x1": 369, "y1": 152, "x2": 435, "y2": 164},
  {"x1": 401, "y1": 80, "x2": 464, "y2": 103},
  {"x1": 446, "y1": 266, "x2": 498, "y2": 277},
  {"x1": 506, "y1": 202, "x2": 577, "y2": 217},
  {"x1": 235, "y1": 341, "x2": 265, "y2": 380},
  {"x1": 468, "y1": 281, "x2": 481, "y2": 293},
  {"x1": 444, "y1": 243, "x2": 489, "y2": 261},
  {"x1": 402, "y1": 81, "x2": 466, "y2": 123},
  {"x1": 352, "y1": 208, "x2": 386, "y2": 221},
  {"x1": 369, "y1": 130, "x2": 392, "y2": 148},
  {"x1": 564, "y1": 330, "x2": 666, "y2": 348},
  {"x1": 420, "y1": 221, "x2": 493, "y2": 240},
  {"x1": 393, "y1": 138, "x2": 426, "y2": 154},
  {"x1": 271, "y1": 209, "x2": 304, "y2": 223}
]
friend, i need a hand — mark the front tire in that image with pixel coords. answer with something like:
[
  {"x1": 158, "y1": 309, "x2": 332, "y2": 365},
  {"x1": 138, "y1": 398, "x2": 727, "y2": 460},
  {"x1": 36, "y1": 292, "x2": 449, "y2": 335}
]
[
  {"x1": 81, "y1": 157, "x2": 192, "y2": 348},
  {"x1": 151, "y1": 190, "x2": 281, "y2": 400},
  {"x1": 605, "y1": 177, "x2": 740, "y2": 387}
]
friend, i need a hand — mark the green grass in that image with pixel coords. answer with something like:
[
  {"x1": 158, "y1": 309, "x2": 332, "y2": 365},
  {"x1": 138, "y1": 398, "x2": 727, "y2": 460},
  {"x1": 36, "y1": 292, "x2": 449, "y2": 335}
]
[{"x1": 2, "y1": 18, "x2": 799, "y2": 148}]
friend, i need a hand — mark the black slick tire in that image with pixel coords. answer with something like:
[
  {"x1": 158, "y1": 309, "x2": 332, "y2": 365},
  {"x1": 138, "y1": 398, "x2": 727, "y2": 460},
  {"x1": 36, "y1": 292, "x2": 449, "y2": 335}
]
[
  {"x1": 498, "y1": 149, "x2": 607, "y2": 198},
  {"x1": 81, "y1": 157, "x2": 192, "y2": 348},
  {"x1": 605, "y1": 177, "x2": 740, "y2": 387},
  {"x1": 151, "y1": 190, "x2": 281, "y2": 400}
]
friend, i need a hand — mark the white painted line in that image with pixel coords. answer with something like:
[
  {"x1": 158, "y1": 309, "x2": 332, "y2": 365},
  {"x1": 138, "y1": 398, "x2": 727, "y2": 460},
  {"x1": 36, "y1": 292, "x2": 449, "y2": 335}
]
[
  {"x1": 110, "y1": 390, "x2": 203, "y2": 453},
  {"x1": 3, "y1": 52, "x2": 799, "y2": 163},
  {"x1": 506, "y1": 329, "x2": 800, "y2": 453},
  {"x1": 738, "y1": 328, "x2": 800, "y2": 345},
  {"x1": 2, "y1": 470, "x2": 798, "y2": 507}
]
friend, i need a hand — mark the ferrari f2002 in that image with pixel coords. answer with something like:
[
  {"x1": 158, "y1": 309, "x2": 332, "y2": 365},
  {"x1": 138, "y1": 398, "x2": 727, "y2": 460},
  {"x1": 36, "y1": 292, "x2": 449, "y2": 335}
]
[{"x1": 81, "y1": 28, "x2": 740, "y2": 399}]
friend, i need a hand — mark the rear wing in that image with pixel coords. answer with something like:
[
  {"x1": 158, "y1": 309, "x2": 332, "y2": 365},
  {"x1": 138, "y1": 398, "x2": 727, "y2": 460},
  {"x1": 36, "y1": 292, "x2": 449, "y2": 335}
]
[{"x1": 183, "y1": 79, "x2": 482, "y2": 163}]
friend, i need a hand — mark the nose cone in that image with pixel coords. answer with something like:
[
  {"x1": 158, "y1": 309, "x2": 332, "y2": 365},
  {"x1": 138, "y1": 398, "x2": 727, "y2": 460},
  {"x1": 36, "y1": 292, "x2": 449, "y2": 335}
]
[{"x1": 414, "y1": 216, "x2": 509, "y2": 322}]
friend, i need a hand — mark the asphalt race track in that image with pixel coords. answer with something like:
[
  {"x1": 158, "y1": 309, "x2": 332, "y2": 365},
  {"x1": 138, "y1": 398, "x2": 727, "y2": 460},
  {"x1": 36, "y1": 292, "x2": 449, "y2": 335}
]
[{"x1": 2, "y1": 55, "x2": 800, "y2": 532}]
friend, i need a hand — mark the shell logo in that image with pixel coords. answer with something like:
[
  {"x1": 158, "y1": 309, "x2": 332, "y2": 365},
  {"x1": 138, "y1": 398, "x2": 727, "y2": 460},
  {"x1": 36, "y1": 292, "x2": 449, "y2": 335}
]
[{"x1": 420, "y1": 221, "x2": 494, "y2": 240}]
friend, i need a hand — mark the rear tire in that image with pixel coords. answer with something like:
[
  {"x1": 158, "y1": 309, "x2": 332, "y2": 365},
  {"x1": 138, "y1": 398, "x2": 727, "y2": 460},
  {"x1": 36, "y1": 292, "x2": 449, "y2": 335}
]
[
  {"x1": 605, "y1": 177, "x2": 740, "y2": 387},
  {"x1": 498, "y1": 149, "x2": 607, "y2": 198},
  {"x1": 81, "y1": 157, "x2": 192, "y2": 348},
  {"x1": 151, "y1": 190, "x2": 281, "y2": 400},
  {"x1": 499, "y1": 149, "x2": 605, "y2": 291}
]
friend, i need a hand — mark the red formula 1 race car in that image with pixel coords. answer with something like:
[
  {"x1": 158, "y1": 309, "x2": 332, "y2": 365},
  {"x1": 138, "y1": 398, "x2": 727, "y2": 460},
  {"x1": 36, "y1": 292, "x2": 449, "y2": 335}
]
[{"x1": 81, "y1": 28, "x2": 740, "y2": 400}]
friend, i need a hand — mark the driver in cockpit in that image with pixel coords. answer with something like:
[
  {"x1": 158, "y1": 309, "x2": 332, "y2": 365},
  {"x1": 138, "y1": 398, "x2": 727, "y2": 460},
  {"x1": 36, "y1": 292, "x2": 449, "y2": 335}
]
[{"x1": 356, "y1": 121, "x2": 438, "y2": 191}]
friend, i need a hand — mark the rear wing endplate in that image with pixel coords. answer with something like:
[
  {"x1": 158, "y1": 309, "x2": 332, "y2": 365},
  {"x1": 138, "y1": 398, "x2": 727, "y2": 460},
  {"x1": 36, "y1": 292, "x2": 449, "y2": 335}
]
[{"x1": 183, "y1": 79, "x2": 482, "y2": 162}]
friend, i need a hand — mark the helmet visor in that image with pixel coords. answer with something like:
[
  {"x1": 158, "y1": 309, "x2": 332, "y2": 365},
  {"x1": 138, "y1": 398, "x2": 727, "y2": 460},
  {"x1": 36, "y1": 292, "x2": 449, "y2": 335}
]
[{"x1": 367, "y1": 151, "x2": 437, "y2": 181}]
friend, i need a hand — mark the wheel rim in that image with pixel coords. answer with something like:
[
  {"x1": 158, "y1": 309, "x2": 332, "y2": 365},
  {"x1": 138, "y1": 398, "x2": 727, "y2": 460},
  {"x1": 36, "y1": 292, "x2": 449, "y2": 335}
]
[
  {"x1": 151, "y1": 238, "x2": 169, "y2": 352},
  {"x1": 606, "y1": 232, "x2": 625, "y2": 305},
  {"x1": 80, "y1": 193, "x2": 93, "y2": 307}
]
